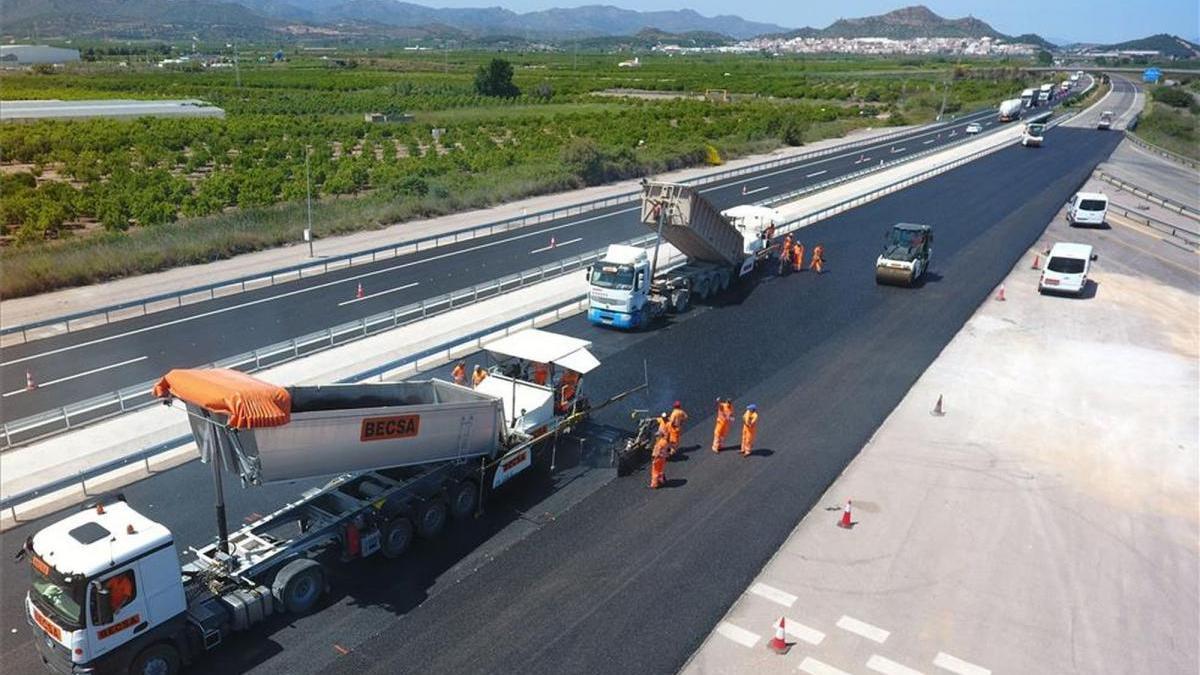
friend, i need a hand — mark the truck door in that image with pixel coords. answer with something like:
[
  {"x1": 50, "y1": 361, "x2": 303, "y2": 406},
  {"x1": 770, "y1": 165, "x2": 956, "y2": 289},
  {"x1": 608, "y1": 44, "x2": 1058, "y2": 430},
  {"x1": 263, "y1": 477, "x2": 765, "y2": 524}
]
[{"x1": 89, "y1": 565, "x2": 149, "y2": 658}]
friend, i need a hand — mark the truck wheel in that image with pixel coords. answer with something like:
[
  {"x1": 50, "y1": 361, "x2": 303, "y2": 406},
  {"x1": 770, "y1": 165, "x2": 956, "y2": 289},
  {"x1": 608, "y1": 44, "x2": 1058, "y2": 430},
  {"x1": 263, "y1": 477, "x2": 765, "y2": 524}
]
[
  {"x1": 449, "y1": 481, "x2": 479, "y2": 520},
  {"x1": 129, "y1": 644, "x2": 180, "y2": 675},
  {"x1": 272, "y1": 559, "x2": 325, "y2": 614},
  {"x1": 718, "y1": 271, "x2": 731, "y2": 292},
  {"x1": 670, "y1": 290, "x2": 690, "y2": 313},
  {"x1": 380, "y1": 517, "x2": 414, "y2": 558},
  {"x1": 416, "y1": 500, "x2": 448, "y2": 538},
  {"x1": 694, "y1": 277, "x2": 710, "y2": 301}
]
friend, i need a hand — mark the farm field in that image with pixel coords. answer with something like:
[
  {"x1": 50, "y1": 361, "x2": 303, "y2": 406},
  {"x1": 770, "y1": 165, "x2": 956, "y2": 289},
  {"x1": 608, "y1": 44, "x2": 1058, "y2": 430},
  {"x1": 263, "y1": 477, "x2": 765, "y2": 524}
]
[{"x1": 0, "y1": 50, "x2": 1036, "y2": 296}]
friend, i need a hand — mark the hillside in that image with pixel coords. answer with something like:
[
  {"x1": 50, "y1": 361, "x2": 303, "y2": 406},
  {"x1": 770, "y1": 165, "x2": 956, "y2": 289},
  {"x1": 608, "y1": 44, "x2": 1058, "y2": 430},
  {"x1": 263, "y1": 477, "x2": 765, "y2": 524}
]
[
  {"x1": 1100, "y1": 34, "x2": 1200, "y2": 59},
  {"x1": 776, "y1": 5, "x2": 1052, "y2": 47}
]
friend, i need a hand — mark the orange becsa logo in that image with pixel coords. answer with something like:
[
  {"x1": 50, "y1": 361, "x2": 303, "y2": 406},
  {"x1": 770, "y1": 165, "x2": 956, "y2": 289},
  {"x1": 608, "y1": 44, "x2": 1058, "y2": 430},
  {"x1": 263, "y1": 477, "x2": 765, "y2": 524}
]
[
  {"x1": 97, "y1": 614, "x2": 140, "y2": 640},
  {"x1": 30, "y1": 554, "x2": 50, "y2": 576},
  {"x1": 360, "y1": 415, "x2": 420, "y2": 442},
  {"x1": 32, "y1": 607, "x2": 62, "y2": 641}
]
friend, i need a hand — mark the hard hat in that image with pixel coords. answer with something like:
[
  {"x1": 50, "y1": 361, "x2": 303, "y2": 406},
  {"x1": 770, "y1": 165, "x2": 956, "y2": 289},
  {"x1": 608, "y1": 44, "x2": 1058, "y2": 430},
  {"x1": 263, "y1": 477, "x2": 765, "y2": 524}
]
[
  {"x1": 673, "y1": 400, "x2": 681, "y2": 408},
  {"x1": 747, "y1": 404, "x2": 757, "y2": 411},
  {"x1": 660, "y1": 412, "x2": 669, "y2": 419}
]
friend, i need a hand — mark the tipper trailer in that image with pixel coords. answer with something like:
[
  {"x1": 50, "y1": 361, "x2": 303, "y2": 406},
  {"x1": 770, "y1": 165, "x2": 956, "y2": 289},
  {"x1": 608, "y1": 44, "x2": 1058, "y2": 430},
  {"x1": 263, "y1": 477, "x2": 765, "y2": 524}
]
[
  {"x1": 19, "y1": 329, "x2": 642, "y2": 675},
  {"x1": 586, "y1": 180, "x2": 774, "y2": 329}
]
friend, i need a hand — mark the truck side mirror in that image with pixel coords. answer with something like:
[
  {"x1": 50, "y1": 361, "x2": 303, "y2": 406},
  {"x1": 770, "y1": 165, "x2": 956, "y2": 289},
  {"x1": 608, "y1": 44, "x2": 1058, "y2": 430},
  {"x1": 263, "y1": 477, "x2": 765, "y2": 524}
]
[
  {"x1": 1090, "y1": 253, "x2": 1098, "y2": 261},
  {"x1": 91, "y1": 581, "x2": 114, "y2": 625}
]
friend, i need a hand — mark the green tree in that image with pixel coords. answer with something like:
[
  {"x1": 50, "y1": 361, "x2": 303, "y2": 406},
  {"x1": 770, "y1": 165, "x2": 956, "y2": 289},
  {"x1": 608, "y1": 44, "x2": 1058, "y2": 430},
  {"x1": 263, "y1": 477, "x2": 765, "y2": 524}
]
[
  {"x1": 1036, "y1": 50, "x2": 1053, "y2": 66},
  {"x1": 1153, "y1": 86, "x2": 1194, "y2": 109},
  {"x1": 474, "y1": 59, "x2": 520, "y2": 98}
]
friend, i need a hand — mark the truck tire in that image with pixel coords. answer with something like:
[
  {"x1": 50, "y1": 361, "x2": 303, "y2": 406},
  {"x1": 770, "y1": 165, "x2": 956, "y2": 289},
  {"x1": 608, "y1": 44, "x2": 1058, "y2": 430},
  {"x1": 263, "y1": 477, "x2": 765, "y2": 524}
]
[
  {"x1": 380, "y1": 517, "x2": 414, "y2": 558},
  {"x1": 670, "y1": 289, "x2": 690, "y2": 313},
  {"x1": 129, "y1": 643, "x2": 180, "y2": 675},
  {"x1": 416, "y1": 499, "x2": 448, "y2": 539},
  {"x1": 717, "y1": 271, "x2": 731, "y2": 292},
  {"x1": 449, "y1": 481, "x2": 479, "y2": 520},
  {"x1": 693, "y1": 277, "x2": 710, "y2": 301},
  {"x1": 272, "y1": 559, "x2": 325, "y2": 614}
]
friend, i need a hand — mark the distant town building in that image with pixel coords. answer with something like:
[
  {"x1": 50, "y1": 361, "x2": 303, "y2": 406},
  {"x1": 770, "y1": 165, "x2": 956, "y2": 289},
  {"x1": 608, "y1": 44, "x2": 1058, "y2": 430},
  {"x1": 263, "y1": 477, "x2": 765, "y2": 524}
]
[
  {"x1": 0, "y1": 45, "x2": 81, "y2": 66},
  {"x1": 617, "y1": 56, "x2": 641, "y2": 68}
]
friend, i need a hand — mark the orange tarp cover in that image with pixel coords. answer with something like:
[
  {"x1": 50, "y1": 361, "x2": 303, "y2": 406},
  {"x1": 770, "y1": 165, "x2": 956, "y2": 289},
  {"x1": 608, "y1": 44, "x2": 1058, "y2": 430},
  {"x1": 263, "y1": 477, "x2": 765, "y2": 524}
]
[{"x1": 152, "y1": 369, "x2": 291, "y2": 429}]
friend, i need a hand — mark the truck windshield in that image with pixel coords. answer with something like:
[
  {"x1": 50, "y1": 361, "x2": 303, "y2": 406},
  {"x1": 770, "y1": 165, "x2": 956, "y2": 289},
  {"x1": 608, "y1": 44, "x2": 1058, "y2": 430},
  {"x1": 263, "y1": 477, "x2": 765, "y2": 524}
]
[
  {"x1": 590, "y1": 264, "x2": 634, "y2": 290},
  {"x1": 30, "y1": 559, "x2": 85, "y2": 629},
  {"x1": 1079, "y1": 199, "x2": 1107, "y2": 211}
]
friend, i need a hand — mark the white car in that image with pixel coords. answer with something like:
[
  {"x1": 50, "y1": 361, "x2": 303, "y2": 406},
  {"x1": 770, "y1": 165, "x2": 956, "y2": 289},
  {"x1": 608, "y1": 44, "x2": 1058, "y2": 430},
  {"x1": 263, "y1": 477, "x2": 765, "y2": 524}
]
[
  {"x1": 965, "y1": 123, "x2": 983, "y2": 134},
  {"x1": 1039, "y1": 242, "x2": 1097, "y2": 297},
  {"x1": 1066, "y1": 192, "x2": 1109, "y2": 226}
]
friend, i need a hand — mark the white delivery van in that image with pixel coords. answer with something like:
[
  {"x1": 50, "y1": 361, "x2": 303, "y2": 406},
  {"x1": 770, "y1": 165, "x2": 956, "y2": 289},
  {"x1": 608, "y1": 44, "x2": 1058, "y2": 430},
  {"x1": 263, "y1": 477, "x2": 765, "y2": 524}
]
[
  {"x1": 1039, "y1": 242, "x2": 1097, "y2": 296},
  {"x1": 1066, "y1": 191, "x2": 1109, "y2": 226}
]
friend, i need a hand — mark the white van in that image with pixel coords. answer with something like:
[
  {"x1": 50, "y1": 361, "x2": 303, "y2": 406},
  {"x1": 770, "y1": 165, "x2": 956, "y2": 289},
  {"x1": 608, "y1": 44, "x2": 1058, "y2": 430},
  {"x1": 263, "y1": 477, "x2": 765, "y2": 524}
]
[
  {"x1": 1066, "y1": 192, "x2": 1109, "y2": 226},
  {"x1": 1039, "y1": 243, "x2": 1097, "y2": 296}
]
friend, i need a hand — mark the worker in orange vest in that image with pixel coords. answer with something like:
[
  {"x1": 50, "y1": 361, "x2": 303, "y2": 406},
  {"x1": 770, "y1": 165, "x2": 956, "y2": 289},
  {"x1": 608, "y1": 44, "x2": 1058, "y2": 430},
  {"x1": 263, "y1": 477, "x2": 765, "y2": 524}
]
[
  {"x1": 792, "y1": 241, "x2": 805, "y2": 272},
  {"x1": 451, "y1": 362, "x2": 466, "y2": 386},
  {"x1": 740, "y1": 404, "x2": 759, "y2": 457},
  {"x1": 532, "y1": 361, "x2": 549, "y2": 386},
  {"x1": 558, "y1": 370, "x2": 580, "y2": 412},
  {"x1": 712, "y1": 397, "x2": 734, "y2": 452},
  {"x1": 649, "y1": 431, "x2": 669, "y2": 489},
  {"x1": 472, "y1": 365, "x2": 488, "y2": 388},
  {"x1": 778, "y1": 235, "x2": 793, "y2": 275},
  {"x1": 811, "y1": 244, "x2": 825, "y2": 274},
  {"x1": 667, "y1": 400, "x2": 688, "y2": 456}
]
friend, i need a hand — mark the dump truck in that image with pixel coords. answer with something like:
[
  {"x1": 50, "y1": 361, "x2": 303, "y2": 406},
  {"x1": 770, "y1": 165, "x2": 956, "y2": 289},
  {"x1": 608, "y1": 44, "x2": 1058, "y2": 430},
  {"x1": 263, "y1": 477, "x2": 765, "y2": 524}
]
[
  {"x1": 18, "y1": 329, "x2": 641, "y2": 675},
  {"x1": 1038, "y1": 83, "x2": 1053, "y2": 104},
  {"x1": 998, "y1": 98, "x2": 1023, "y2": 122},
  {"x1": 1021, "y1": 88, "x2": 1036, "y2": 108},
  {"x1": 586, "y1": 181, "x2": 775, "y2": 329},
  {"x1": 875, "y1": 223, "x2": 933, "y2": 286}
]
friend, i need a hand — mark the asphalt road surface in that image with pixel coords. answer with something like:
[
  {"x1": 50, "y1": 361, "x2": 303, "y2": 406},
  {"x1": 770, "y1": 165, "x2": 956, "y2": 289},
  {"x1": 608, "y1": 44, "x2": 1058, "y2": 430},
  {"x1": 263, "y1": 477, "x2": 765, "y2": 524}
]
[
  {"x1": 0, "y1": 108, "x2": 1008, "y2": 423},
  {"x1": 0, "y1": 125, "x2": 1124, "y2": 674}
]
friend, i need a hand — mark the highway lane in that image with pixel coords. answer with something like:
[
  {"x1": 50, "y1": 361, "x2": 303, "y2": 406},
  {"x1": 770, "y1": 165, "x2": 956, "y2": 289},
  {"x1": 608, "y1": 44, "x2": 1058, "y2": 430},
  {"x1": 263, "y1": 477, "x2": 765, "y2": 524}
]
[
  {"x1": 0, "y1": 126, "x2": 1125, "y2": 673},
  {"x1": 1066, "y1": 73, "x2": 1138, "y2": 129},
  {"x1": 0, "y1": 108, "x2": 1004, "y2": 423}
]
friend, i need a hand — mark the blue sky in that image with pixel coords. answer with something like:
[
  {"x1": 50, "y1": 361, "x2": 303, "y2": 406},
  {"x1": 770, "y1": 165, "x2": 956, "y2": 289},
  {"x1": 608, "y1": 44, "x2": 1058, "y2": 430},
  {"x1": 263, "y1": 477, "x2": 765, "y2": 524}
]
[{"x1": 423, "y1": 0, "x2": 1199, "y2": 44}]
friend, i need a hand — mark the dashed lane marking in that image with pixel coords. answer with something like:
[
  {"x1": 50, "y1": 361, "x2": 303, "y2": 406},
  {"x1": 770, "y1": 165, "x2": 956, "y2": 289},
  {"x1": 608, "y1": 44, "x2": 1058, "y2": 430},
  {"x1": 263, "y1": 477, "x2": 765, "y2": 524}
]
[
  {"x1": 784, "y1": 618, "x2": 825, "y2": 645},
  {"x1": 742, "y1": 186, "x2": 770, "y2": 195},
  {"x1": 799, "y1": 656, "x2": 853, "y2": 675},
  {"x1": 749, "y1": 582, "x2": 797, "y2": 607},
  {"x1": 836, "y1": 615, "x2": 890, "y2": 643},
  {"x1": 715, "y1": 621, "x2": 761, "y2": 648},
  {"x1": 529, "y1": 237, "x2": 583, "y2": 255},
  {"x1": 933, "y1": 652, "x2": 991, "y2": 675},
  {"x1": 806, "y1": 170, "x2": 828, "y2": 178},
  {"x1": 336, "y1": 282, "x2": 420, "y2": 306},
  {"x1": 2, "y1": 356, "x2": 148, "y2": 398},
  {"x1": 867, "y1": 655, "x2": 925, "y2": 675}
]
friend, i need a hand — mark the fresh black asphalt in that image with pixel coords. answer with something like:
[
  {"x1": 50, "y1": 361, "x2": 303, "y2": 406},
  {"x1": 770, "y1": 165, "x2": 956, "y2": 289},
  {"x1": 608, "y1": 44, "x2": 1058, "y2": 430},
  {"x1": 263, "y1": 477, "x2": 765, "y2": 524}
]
[{"x1": 0, "y1": 125, "x2": 1124, "y2": 674}]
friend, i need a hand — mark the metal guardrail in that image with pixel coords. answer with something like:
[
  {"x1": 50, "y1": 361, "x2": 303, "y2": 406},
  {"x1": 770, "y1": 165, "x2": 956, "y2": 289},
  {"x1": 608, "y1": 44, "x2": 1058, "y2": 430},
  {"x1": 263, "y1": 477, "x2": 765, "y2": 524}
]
[
  {"x1": 2, "y1": 123, "x2": 938, "y2": 345},
  {"x1": 1096, "y1": 171, "x2": 1200, "y2": 222},
  {"x1": 1108, "y1": 201, "x2": 1200, "y2": 247},
  {"x1": 1123, "y1": 130, "x2": 1200, "y2": 170}
]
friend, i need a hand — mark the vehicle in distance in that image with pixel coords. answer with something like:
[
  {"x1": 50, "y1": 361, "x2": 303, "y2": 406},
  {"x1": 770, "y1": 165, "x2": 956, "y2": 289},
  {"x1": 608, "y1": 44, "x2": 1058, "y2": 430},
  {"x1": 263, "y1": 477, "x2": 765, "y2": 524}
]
[
  {"x1": 1038, "y1": 83, "x2": 1053, "y2": 103},
  {"x1": 1039, "y1": 242, "x2": 1097, "y2": 296},
  {"x1": 1021, "y1": 88, "x2": 1036, "y2": 108},
  {"x1": 1021, "y1": 122, "x2": 1047, "y2": 147},
  {"x1": 875, "y1": 223, "x2": 933, "y2": 286},
  {"x1": 966, "y1": 122, "x2": 983, "y2": 134},
  {"x1": 998, "y1": 99, "x2": 1023, "y2": 122},
  {"x1": 587, "y1": 180, "x2": 773, "y2": 329},
  {"x1": 1059, "y1": 80, "x2": 1071, "y2": 93},
  {"x1": 1066, "y1": 192, "x2": 1109, "y2": 226},
  {"x1": 1097, "y1": 111, "x2": 1113, "y2": 130}
]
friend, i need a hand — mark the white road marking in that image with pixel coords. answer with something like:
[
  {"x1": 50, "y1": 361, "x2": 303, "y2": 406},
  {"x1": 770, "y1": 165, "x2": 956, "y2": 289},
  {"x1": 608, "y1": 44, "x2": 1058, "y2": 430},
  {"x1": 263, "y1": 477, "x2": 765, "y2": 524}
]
[
  {"x1": 749, "y1": 582, "x2": 797, "y2": 607},
  {"x1": 891, "y1": 147, "x2": 906, "y2": 153},
  {"x1": 806, "y1": 170, "x2": 828, "y2": 178},
  {"x1": 867, "y1": 655, "x2": 925, "y2": 675},
  {"x1": 836, "y1": 615, "x2": 890, "y2": 643},
  {"x1": 923, "y1": 139, "x2": 935, "y2": 144},
  {"x1": 529, "y1": 236, "x2": 583, "y2": 255},
  {"x1": 742, "y1": 186, "x2": 769, "y2": 195},
  {"x1": 799, "y1": 656, "x2": 853, "y2": 675},
  {"x1": 3, "y1": 356, "x2": 148, "y2": 397},
  {"x1": 336, "y1": 282, "x2": 420, "y2": 306},
  {"x1": 784, "y1": 618, "x2": 825, "y2": 645},
  {"x1": 933, "y1": 652, "x2": 991, "y2": 675},
  {"x1": 715, "y1": 621, "x2": 760, "y2": 648}
]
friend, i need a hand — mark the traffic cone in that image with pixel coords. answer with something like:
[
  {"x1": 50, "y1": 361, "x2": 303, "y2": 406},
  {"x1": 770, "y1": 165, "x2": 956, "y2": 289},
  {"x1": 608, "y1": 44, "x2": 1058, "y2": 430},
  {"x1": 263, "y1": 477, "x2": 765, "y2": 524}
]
[
  {"x1": 837, "y1": 500, "x2": 853, "y2": 529},
  {"x1": 25, "y1": 371, "x2": 36, "y2": 391},
  {"x1": 1031, "y1": 254, "x2": 1041, "y2": 270},
  {"x1": 741, "y1": 185, "x2": 747, "y2": 195},
  {"x1": 995, "y1": 284, "x2": 1006, "y2": 302},
  {"x1": 550, "y1": 236, "x2": 556, "y2": 248},
  {"x1": 355, "y1": 283, "x2": 364, "y2": 299},
  {"x1": 931, "y1": 394, "x2": 945, "y2": 417},
  {"x1": 767, "y1": 617, "x2": 791, "y2": 655}
]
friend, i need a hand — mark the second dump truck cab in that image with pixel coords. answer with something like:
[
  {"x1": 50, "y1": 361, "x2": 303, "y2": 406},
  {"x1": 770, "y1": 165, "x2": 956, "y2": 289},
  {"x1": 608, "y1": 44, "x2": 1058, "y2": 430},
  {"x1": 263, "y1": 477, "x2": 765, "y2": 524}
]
[{"x1": 875, "y1": 223, "x2": 933, "y2": 286}]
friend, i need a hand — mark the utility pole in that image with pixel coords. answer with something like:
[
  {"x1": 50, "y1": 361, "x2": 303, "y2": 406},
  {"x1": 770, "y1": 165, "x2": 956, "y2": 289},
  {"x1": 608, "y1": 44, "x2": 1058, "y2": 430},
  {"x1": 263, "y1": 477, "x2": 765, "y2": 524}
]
[{"x1": 304, "y1": 146, "x2": 314, "y2": 258}]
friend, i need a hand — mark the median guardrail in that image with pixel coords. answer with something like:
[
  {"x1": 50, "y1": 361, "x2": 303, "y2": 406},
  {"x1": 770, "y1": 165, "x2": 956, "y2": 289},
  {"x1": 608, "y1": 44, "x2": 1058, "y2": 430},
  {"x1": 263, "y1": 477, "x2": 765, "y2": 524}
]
[
  {"x1": 2, "y1": 118, "x2": 975, "y2": 346},
  {"x1": 1095, "y1": 170, "x2": 1200, "y2": 223},
  {"x1": 1122, "y1": 131, "x2": 1199, "y2": 170}
]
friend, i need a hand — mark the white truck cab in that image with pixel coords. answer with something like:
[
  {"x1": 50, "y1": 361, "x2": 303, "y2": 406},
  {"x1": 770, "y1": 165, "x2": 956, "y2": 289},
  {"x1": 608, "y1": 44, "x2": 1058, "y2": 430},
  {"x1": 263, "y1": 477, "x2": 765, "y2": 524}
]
[
  {"x1": 1066, "y1": 192, "x2": 1109, "y2": 226},
  {"x1": 1040, "y1": 242, "x2": 1097, "y2": 296}
]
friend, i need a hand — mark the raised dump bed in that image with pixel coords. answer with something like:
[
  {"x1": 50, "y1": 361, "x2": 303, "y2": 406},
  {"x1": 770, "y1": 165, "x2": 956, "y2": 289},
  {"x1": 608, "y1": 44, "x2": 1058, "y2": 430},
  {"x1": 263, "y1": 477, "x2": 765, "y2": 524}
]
[{"x1": 640, "y1": 181, "x2": 746, "y2": 267}]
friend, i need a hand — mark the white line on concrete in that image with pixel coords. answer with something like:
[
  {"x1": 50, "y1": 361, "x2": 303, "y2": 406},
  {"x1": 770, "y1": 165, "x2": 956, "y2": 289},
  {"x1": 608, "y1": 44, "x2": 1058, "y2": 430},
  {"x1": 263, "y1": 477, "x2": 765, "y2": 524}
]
[
  {"x1": 799, "y1": 656, "x2": 853, "y2": 675},
  {"x1": 891, "y1": 147, "x2": 907, "y2": 153},
  {"x1": 3, "y1": 357, "x2": 148, "y2": 398},
  {"x1": 867, "y1": 655, "x2": 925, "y2": 675},
  {"x1": 836, "y1": 615, "x2": 890, "y2": 643},
  {"x1": 784, "y1": 618, "x2": 825, "y2": 645},
  {"x1": 933, "y1": 652, "x2": 991, "y2": 675},
  {"x1": 529, "y1": 237, "x2": 583, "y2": 254},
  {"x1": 336, "y1": 282, "x2": 420, "y2": 307},
  {"x1": 742, "y1": 186, "x2": 770, "y2": 195},
  {"x1": 749, "y1": 582, "x2": 797, "y2": 607},
  {"x1": 715, "y1": 621, "x2": 761, "y2": 648},
  {"x1": 923, "y1": 139, "x2": 935, "y2": 145},
  {"x1": 806, "y1": 170, "x2": 828, "y2": 178}
]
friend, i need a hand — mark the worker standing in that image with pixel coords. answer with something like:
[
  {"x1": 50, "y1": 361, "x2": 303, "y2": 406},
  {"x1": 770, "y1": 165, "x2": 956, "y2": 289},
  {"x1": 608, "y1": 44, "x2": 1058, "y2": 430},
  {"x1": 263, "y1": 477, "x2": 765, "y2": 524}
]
[
  {"x1": 649, "y1": 430, "x2": 669, "y2": 489},
  {"x1": 559, "y1": 369, "x2": 580, "y2": 412},
  {"x1": 667, "y1": 400, "x2": 688, "y2": 456},
  {"x1": 532, "y1": 361, "x2": 549, "y2": 386},
  {"x1": 740, "y1": 404, "x2": 759, "y2": 457},
  {"x1": 472, "y1": 365, "x2": 488, "y2": 388},
  {"x1": 712, "y1": 397, "x2": 734, "y2": 452},
  {"x1": 792, "y1": 241, "x2": 805, "y2": 272},
  {"x1": 778, "y1": 236, "x2": 792, "y2": 275},
  {"x1": 451, "y1": 361, "x2": 466, "y2": 386},
  {"x1": 811, "y1": 244, "x2": 825, "y2": 274}
]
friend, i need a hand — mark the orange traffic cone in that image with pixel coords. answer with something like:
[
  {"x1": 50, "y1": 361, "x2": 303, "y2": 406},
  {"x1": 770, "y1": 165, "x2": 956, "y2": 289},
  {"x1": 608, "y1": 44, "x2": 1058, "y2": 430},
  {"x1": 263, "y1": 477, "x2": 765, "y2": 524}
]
[
  {"x1": 355, "y1": 283, "x2": 364, "y2": 299},
  {"x1": 995, "y1": 284, "x2": 1006, "y2": 302},
  {"x1": 25, "y1": 371, "x2": 36, "y2": 391},
  {"x1": 837, "y1": 500, "x2": 853, "y2": 529},
  {"x1": 767, "y1": 617, "x2": 791, "y2": 655},
  {"x1": 931, "y1": 394, "x2": 945, "y2": 417},
  {"x1": 1031, "y1": 254, "x2": 1041, "y2": 270}
]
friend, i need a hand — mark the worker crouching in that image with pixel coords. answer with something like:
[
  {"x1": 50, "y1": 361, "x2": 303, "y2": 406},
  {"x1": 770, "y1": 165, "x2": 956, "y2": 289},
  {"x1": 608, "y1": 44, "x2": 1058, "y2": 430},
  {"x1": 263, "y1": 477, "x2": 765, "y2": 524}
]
[{"x1": 741, "y1": 404, "x2": 759, "y2": 457}]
